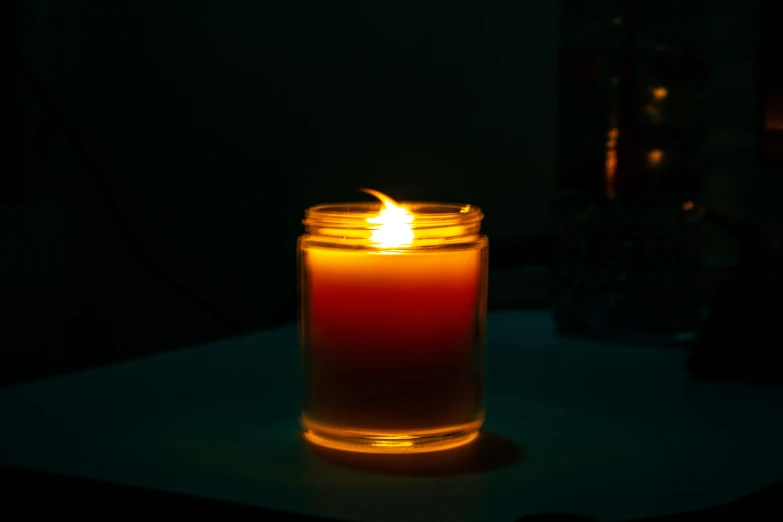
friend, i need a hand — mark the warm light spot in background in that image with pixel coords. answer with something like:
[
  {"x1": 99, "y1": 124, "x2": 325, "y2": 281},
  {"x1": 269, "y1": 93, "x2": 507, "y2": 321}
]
[
  {"x1": 652, "y1": 86, "x2": 668, "y2": 101},
  {"x1": 360, "y1": 189, "x2": 414, "y2": 248},
  {"x1": 646, "y1": 149, "x2": 664, "y2": 169},
  {"x1": 644, "y1": 87, "x2": 668, "y2": 124},
  {"x1": 682, "y1": 201, "x2": 694, "y2": 211},
  {"x1": 605, "y1": 127, "x2": 619, "y2": 197},
  {"x1": 612, "y1": 17, "x2": 623, "y2": 26}
]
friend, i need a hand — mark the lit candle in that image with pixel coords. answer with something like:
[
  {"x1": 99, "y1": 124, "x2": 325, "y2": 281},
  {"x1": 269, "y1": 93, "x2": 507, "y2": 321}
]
[{"x1": 298, "y1": 190, "x2": 489, "y2": 453}]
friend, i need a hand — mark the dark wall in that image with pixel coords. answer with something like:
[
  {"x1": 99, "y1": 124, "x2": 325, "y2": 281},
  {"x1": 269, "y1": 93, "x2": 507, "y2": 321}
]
[
  {"x1": 7, "y1": 1, "x2": 560, "y2": 380},
  {"x1": 9, "y1": 0, "x2": 779, "y2": 384}
]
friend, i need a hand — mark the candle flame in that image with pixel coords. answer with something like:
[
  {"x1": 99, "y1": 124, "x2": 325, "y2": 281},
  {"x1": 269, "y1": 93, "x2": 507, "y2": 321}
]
[{"x1": 359, "y1": 188, "x2": 414, "y2": 248}]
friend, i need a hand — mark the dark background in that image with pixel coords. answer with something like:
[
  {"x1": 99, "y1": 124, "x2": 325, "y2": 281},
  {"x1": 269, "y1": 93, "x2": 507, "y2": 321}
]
[{"x1": 2, "y1": 0, "x2": 780, "y2": 387}]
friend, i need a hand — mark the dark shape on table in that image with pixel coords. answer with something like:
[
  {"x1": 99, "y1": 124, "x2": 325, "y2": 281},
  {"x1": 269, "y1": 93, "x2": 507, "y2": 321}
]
[
  {"x1": 687, "y1": 208, "x2": 783, "y2": 386},
  {"x1": 307, "y1": 430, "x2": 521, "y2": 477}
]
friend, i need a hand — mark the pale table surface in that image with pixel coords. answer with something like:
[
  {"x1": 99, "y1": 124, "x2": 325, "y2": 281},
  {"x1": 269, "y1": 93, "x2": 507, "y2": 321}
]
[{"x1": 1, "y1": 310, "x2": 781, "y2": 522}]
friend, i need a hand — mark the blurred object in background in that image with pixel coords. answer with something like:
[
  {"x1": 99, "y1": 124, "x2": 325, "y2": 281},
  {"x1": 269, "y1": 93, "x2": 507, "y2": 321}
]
[
  {"x1": 759, "y1": 0, "x2": 783, "y2": 167},
  {"x1": 552, "y1": 197, "x2": 705, "y2": 345},
  {"x1": 552, "y1": 0, "x2": 709, "y2": 345}
]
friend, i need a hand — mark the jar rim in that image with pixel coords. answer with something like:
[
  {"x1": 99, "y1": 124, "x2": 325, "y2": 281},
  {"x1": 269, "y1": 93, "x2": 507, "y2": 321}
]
[{"x1": 303, "y1": 201, "x2": 484, "y2": 228}]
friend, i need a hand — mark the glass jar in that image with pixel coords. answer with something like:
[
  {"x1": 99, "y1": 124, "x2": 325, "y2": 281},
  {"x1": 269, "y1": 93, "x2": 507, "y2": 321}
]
[{"x1": 298, "y1": 197, "x2": 488, "y2": 453}]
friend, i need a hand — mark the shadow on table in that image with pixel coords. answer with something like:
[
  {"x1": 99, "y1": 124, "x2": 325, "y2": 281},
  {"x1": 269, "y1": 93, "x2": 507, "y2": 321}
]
[
  {"x1": 0, "y1": 465, "x2": 345, "y2": 521},
  {"x1": 306, "y1": 430, "x2": 521, "y2": 477},
  {"x1": 513, "y1": 481, "x2": 783, "y2": 522}
]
